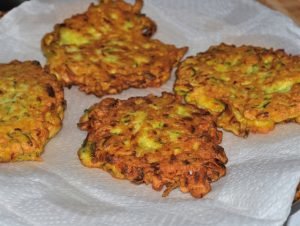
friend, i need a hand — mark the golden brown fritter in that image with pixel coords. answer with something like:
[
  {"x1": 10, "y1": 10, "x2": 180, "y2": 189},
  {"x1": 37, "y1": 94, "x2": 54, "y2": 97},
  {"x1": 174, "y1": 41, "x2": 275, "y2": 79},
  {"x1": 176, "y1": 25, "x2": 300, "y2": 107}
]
[
  {"x1": 175, "y1": 43, "x2": 300, "y2": 137},
  {"x1": 0, "y1": 11, "x2": 5, "y2": 18},
  {"x1": 0, "y1": 60, "x2": 65, "y2": 162},
  {"x1": 78, "y1": 92, "x2": 227, "y2": 198},
  {"x1": 294, "y1": 183, "x2": 300, "y2": 203},
  {"x1": 42, "y1": 0, "x2": 187, "y2": 97}
]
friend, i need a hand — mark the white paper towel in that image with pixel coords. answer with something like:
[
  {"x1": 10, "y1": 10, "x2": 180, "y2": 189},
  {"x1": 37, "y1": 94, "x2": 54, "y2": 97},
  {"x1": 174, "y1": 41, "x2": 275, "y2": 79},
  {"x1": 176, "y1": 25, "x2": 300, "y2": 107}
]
[{"x1": 0, "y1": 0, "x2": 300, "y2": 226}]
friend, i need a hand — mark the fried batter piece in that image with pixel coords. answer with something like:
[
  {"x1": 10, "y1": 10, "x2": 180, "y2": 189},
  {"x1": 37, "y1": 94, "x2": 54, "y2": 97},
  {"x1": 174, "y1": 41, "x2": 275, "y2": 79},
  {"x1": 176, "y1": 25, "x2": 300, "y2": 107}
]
[
  {"x1": 78, "y1": 92, "x2": 227, "y2": 198},
  {"x1": 0, "y1": 60, "x2": 65, "y2": 162},
  {"x1": 175, "y1": 43, "x2": 300, "y2": 137},
  {"x1": 42, "y1": 0, "x2": 187, "y2": 97},
  {"x1": 294, "y1": 183, "x2": 300, "y2": 203}
]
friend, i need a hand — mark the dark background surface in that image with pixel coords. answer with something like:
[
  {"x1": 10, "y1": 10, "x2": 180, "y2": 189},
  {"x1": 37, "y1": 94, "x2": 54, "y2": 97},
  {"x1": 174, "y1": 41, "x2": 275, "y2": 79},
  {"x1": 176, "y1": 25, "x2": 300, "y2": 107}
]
[{"x1": 0, "y1": 0, "x2": 29, "y2": 11}]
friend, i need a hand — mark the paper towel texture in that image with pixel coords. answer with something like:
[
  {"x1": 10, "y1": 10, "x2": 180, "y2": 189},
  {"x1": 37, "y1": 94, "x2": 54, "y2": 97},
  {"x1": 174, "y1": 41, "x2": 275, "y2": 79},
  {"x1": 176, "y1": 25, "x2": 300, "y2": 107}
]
[{"x1": 0, "y1": 0, "x2": 300, "y2": 225}]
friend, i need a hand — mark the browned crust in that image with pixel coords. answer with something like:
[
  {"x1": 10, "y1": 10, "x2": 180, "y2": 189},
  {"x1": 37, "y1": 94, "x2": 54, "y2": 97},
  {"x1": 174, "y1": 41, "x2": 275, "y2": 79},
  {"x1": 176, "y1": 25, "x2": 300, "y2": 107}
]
[
  {"x1": 0, "y1": 60, "x2": 65, "y2": 162},
  {"x1": 175, "y1": 43, "x2": 300, "y2": 136},
  {"x1": 78, "y1": 92, "x2": 227, "y2": 198},
  {"x1": 42, "y1": 0, "x2": 187, "y2": 97}
]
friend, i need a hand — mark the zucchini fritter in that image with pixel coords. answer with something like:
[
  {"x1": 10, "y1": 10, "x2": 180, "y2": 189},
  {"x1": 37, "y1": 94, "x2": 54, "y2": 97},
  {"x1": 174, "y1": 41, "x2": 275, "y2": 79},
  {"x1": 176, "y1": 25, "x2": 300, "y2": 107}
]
[
  {"x1": 78, "y1": 92, "x2": 227, "y2": 198},
  {"x1": 175, "y1": 43, "x2": 300, "y2": 136},
  {"x1": 294, "y1": 184, "x2": 300, "y2": 203},
  {"x1": 0, "y1": 60, "x2": 65, "y2": 162},
  {"x1": 42, "y1": 0, "x2": 187, "y2": 97}
]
